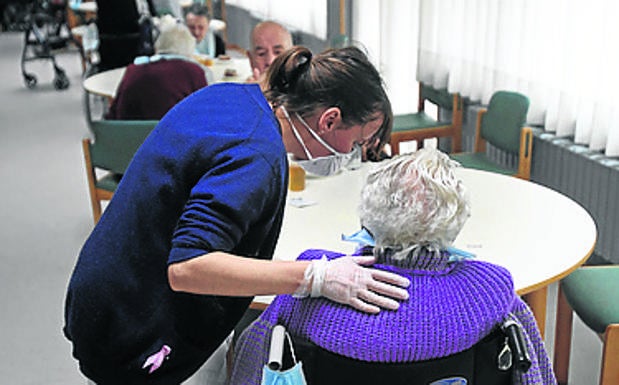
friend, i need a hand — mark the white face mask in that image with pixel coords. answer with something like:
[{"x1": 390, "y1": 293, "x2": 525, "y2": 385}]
[
  {"x1": 281, "y1": 106, "x2": 362, "y2": 176},
  {"x1": 295, "y1": 143, "x2": 362, "y2": 176}
]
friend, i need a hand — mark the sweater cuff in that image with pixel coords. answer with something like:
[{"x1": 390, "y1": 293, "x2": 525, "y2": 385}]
[{"x1": 168, "y1": 247, "x2": 210, "y2": 264}]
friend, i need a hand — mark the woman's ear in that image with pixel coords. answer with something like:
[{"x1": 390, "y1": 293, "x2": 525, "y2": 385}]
[{"x1": 317, "y1": 107, "x2": 342, "y2": 133}]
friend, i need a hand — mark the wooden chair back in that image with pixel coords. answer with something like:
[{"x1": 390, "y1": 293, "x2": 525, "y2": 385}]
[
  {"x1": 390, "y1": 82, "x2": 462, "y2": 155},
  {"x1": 83, "y1": 120, "x2": 158, "y2": 223}
]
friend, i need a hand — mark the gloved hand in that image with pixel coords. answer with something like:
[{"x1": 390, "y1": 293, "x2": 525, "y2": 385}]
[{"x1": 294, "y1": 255, "x2": 410, "y2": 314}]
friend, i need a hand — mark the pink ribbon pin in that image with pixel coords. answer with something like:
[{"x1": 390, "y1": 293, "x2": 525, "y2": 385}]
[{"x1": 142, "y1": 345, "x2": 171, "y2": 374}]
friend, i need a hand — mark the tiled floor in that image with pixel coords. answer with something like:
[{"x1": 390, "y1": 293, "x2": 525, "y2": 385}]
[{"x1": 0, "y1": 31, "x2": 604, "y2": 384}]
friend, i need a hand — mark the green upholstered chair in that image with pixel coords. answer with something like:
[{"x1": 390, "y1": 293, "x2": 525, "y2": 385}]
[
  {"x1": 554, "y1": 266, "x2": 619, "y2": 385},
  {"x1": 451, "y1": 91, "x2": 533, "y2": 180},
  {"x1": 82, "y1": 120, "x2": 158, "y2": 223},
  {"x1": 389, "y1": 82, "x2": 462, "y2": 155}
]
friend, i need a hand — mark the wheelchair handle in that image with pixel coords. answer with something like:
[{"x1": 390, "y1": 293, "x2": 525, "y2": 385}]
[{"x1": 502, "y1": 320, "x2": 532, "y2": 373}]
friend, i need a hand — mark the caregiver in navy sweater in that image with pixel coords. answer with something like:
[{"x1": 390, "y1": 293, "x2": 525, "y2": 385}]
[{"x1": 63, "y1": 46, "x2": 410, "y2": 385}]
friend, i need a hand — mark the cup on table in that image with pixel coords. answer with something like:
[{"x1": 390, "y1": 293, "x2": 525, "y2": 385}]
[
  {"x1": 193, "y1": 54, "x2": 214, "y2": 67},
  {"x1": 289, "y1": 162, "x2": 305, "y2": 191}
]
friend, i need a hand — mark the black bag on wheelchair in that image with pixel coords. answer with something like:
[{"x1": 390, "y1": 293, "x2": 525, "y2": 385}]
[{"x1": 278, "y1": 321, "x2": 530, "y2": 385}]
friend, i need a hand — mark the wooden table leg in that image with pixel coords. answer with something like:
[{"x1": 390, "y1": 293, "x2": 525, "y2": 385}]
[
  {"x1": 523, "y1": 286, "x2": 548, "y2": 338},
  {"x1": 553, "y1": 284, "x2": 573, "y2": 385}
]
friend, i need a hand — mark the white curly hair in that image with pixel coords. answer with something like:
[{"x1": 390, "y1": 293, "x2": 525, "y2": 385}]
[
  {"x1": 359, "y1": 148, "x2": 470, "y2": 259},
  {"x1": 154, "y1": 19, "x2": 196, "y2": 57}
]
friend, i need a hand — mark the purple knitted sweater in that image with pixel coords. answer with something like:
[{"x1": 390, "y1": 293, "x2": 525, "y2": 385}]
[{"x1": 230, "y1": 249, "x2": 556, "y2": 385}]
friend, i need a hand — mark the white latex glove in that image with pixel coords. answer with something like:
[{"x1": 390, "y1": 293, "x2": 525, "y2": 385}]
[{"x1": 294, "y1": 256, "x2": 410, "y2": 314}]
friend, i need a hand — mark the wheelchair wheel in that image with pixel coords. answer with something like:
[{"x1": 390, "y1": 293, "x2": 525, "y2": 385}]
[{"x1": 24, "y1": 73, "x2": 37, "y2": 89}]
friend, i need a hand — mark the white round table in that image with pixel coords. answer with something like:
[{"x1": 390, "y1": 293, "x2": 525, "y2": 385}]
[
  {"x1": 83, "y1": 66, "x2": 125, "y2": 98},
  {"x1": 257, "y1": 165, "x2": 597, "y2": 334},
  {"x1": 82, "y1": 57, "x2": 252, "y2": 99}
]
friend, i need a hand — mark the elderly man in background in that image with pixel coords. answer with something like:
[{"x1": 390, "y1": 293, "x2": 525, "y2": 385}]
[
  {"x1": 247, "y1": 20, "x2": 293, "y2": 82},
  {"x1": 185, "y1": 3, "x2": 225, "y2": 58}
]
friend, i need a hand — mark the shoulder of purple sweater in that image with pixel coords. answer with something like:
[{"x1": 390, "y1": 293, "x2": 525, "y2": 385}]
[
  {"x1": 465, "y1": 259, "x2": 513, "y2": 277},
  {"x1": 461, "y1": 259, "x2": 516, "y2": 293}
]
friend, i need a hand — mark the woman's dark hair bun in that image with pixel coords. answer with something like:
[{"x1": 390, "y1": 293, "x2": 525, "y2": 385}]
[{"x1": 275, "y1": 47, "x2": 312, "y2": 93}]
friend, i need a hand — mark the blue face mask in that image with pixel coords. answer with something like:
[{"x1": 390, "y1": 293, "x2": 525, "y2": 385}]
[
  {"x1": 261, "y1": 362, "x2": 308, "y2": 385},
  {"x1": 429, "y1": 377, "x2": 467, "y2": 385},
  {"x1": 281, "y1": 106, "x2": 362, "y2": 176},
  {"x1": 341, "y1": 228, "x2": 476, "y2": 262},
  {"x1": 262, "y1": 326, "x2": 308, "y2": 385}
]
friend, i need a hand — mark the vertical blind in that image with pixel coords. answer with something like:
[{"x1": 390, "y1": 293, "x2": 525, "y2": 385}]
[
  {"x1": 351, "y1": 0, "x2": 419, "y2": 115},
  {"x1": 416, "y1": 0, "x2": 619, "y2": 156}
]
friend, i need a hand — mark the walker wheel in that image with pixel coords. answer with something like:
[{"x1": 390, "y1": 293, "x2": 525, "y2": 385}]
[
  {"x1": 24, "y1": 74, "x2": 37, "y2": 89},
  {"x1": 54, "y1": 74, "x2": 70, "y2": 90}
]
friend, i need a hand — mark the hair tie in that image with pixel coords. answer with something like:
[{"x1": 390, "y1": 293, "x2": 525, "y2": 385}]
[
  {"x1": 274, "y1": 50, "x2": 312, "y2": 93},
  {"x1": 286, "y1": 52, "x2": 312, "y2": 91},
  {"x1": 297, "y1": 54, "x2": 310, "y2": 67},
  {"x1": 294, "y1": 52, "x2": 311, "y2": 73}
]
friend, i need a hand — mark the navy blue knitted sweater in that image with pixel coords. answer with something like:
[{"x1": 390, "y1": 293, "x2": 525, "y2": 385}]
[{"x1": 64, "y1": 83, "x2": 288, "y2": 384}]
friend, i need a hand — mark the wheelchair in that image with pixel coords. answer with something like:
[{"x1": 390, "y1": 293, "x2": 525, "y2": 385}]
[{"x1": 271, "y1": 321, "x2": 531, "y2": 385}]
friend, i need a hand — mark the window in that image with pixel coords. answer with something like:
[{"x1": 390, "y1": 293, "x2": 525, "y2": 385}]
[
  {"x1": 226, "y1": 0, "x2": 327, "y2": 40},
  {"x1": 352, "y1": 0, "x2": 420, "y2": 115},
  {"x1": 416, "y1": 0, "x2": 619, "y2": 156}
]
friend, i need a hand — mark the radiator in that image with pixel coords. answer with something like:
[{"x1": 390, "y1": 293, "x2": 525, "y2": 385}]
[
  {"x1": 530, "y1": 132, "x2": 619, "y2": 264},
  {"x1": 455, "y1": 105, "x2": 619, "y2": 264}
]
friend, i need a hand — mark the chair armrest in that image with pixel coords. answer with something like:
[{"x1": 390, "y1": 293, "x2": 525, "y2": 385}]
[
  {"x1": 473, "y1": 108, "x2": 487, "y2": 153},
  {"x1": 452, "y1": 93, "x2": 463, "y2": 152},
  {"x1": 517, "y1": 126, "x2": 533, "y2": 180},
  {"x1": 417, "y1": 83, "x2": 424, "y2": 112}
]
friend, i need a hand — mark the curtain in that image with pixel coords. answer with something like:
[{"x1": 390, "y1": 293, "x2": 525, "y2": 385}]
[
  {"x1": 417, "y1": 0, "x2": 619, "y2": 156},
  {"x1": 352, "y1": 0, "x2": 419, "y2": 115},
  {"x1": 225, "y1": 0, "x2": 327, "y2": 40}
]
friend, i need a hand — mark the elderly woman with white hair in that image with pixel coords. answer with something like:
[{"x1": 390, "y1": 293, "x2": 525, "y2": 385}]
[
  {"x1": 106, "y1": 20, "x2": 207, "y2": 120},
  {"x1": 230, "y1": 148, "x2": 556, "y2": 385}
]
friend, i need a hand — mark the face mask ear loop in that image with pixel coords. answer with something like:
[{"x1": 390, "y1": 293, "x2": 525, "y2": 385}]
[
  {"x1": 295, "y1": 113, "x2": 345, "y2": 156},
  {"x1": 284, "y1": 331, "x2": 298, "y2": 365},
  {"x1": 281, "y1": 106, "x2": 315, "y2": 160}
]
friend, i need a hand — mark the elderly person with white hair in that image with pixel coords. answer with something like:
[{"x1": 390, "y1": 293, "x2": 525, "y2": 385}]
[
  {"x1": 106, "y1": 20, "x2": 207, "y2": 120},
  {"x1": 229, "y1": 148, "x2": 556, "y2": 385}
]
